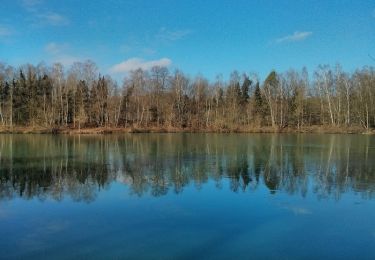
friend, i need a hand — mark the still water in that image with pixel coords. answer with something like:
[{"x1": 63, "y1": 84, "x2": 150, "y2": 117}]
[{"x1": 0, "y1": 134, "x2": 375, "y2": 259}]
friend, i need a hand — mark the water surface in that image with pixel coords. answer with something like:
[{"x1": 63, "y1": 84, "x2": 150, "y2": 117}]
[{"x1": 1, "y1": 134, "x2": 375, "y2": 259}]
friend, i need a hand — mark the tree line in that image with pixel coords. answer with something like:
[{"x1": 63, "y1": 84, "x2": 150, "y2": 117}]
[{"x1": 0, "y1": 60, "x2": 374, "y2": 131}]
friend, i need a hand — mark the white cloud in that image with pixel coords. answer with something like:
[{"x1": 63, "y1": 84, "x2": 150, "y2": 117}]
[
  {"x1": 142, "y1": 48, "x2": 156, "y2": 55},
  {"x1": 22, "y1": 0, "x2": 42, "y2": 11},
  {"x1": 36, "y1": 12, "x2": 69, "y2": 26},
  {"x1": 0, "y1": 25, "x2": 12, "y2": 37},
  {"x1": 156, "y1": 27, "x2": 192, "y2": 42},
  {"x1": 22, "y1": 0, "x2": 42, "y2": 7},
  {"x1": 44, "y1": 42, "x2": 68, "y2": 55},
  {"x1": 117, "y1": 27, "x2": 191, "y2": 57},
  {"x1": 119, "y1": 44, "x2": 156, "y2": 56},
  {"x1": 276, "y1": 31, "x2": 312, "y2": 43},
  {"x1": 53, "y1": 55, "x2": 81, "y2": 67},
  {"x1": 110, "y1": 58, "x2": 172, "y2": 74},
  {"x1": 120, "y1": 44, "x2": 132, "y2": 53},
  {"x1": 21, "y1": 0, "x2": 69, "y2": 27},
  {"x1": 44, "y1": 42, "x2": 81, "y2": 67}
]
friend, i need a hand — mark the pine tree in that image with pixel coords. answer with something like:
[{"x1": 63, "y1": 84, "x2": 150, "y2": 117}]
[
  {"x1": 241, "y1": 75, "x2": 251, "y2": 105},
  {"x1": 254, "y1": 82, "x2": 265, "y2": 117}
]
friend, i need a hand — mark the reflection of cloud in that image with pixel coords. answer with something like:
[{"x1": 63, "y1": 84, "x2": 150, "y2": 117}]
[
  {"x1": 290, "y1": 207, "x2": 311, "y2": 215},
  {"x1": 280, "y1": 203, "x2": 312, "y2": 215},
  {"x1": 110, "y1": 57, "x2": 171, "y2": 74},
  {"x1": 0, "y1": 208, "x2": 9, "y2": 219},
  {"x1": 116, "y1": 175, "x2": 134, "y2": 185},
  {"x1": 276, "y1": 31, "x2": 312, "y2": 43},
  {"x1": 19, "y1": 219, "x2": 70, "y2": 250},
  {"x1": 40, "y1": 220, "x2": 70, "y2": 235}
]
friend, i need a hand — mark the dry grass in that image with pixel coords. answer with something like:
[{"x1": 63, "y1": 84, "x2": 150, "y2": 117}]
[{"x1": 0, "y1": 125, "x2": 373, "y2": 134}]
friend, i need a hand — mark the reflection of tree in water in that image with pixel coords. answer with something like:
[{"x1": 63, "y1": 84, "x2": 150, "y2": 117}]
[
  {"x1": 0, "y1": 134, "x2": 374, "y2": 202},
  {"x1": 0, "y1": 136, "x2": 114, "y2": 202},
  {"x1": 312, "y1": 135, "x2": 375, "y2": 200}
]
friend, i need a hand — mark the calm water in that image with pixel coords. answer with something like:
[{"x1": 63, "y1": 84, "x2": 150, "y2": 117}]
[{"x1": 1, "y1": 134, "x2": 375, "y2": 259}]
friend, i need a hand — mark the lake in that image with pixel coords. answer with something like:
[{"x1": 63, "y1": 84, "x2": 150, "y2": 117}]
[{"x1": 0, "y1": 134, "x2": 375, "y2": 259}]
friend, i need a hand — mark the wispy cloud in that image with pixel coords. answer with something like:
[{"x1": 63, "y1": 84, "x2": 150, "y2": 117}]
[
  {"x1": 21, "y1": 0, "x2": 70, "y2": 27},
  {"x1": 22, "y1": 0, "x2": 42, "y2": 11},
  {"x1": 142, "y1": 47, "x2": 156, "y2": 55},
  {"x1": 22, "y1": 0, "x2": 42, "y2": 7},
  {"x1": 110, "y1": 58, "x2": 172, "y2": 74},
  {"x1": 44, "y1": 42, "x2": 68, "y2": 55},
  {"x1": 52, "y1": 55, "x2": 81, "y2": 67},
  {"x1": 276, "y1": 31, "x2": 312, "y2": 44},
  {"x1": 156, "y1": 27, "x2": 192, "y2": 42},
  {"x1": 0, "y1": 24, "x2": 12, "y2": 37},
  {"x1": 36, "y1": 12, "x2": 70, "y2": 26},
  {"x1": 120, "y1": 44, "x2": 156, "y2": 56},
  {"x1": 44, "y1": 42, "x2": 81, "y2": 66},
  {"x1": 117, "y1": 27, "x2": 191, "y2": 57},
  {"x1": 120, "y1": 44, "x2": 132, "y2": 53}
]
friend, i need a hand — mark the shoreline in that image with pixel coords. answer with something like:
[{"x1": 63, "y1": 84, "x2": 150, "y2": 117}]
[{"x1": 0, "y1": 126, "x2": 373, "y2": 135}]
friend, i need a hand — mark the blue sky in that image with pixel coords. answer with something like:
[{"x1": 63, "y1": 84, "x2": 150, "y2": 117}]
[{"x1": 0, "y1": 0, "x2": 374, "y2": 81}]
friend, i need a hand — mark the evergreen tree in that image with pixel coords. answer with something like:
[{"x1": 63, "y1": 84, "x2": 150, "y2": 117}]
[
  {"x1": 254, "y1": 82, "x2": 265, "y2": 117},
  {"x1": 241, "y1": 75, "x2": 251, "y2": 104}
]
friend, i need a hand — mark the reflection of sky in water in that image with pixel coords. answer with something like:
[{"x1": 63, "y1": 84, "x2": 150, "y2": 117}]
[{"x1": 0, "y1": 134, "x2": 375, "y2": 258}]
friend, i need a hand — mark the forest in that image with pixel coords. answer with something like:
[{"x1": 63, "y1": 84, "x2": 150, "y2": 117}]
[{"x1": 0, "y1": 60, "x2": 374, "y2": 132}]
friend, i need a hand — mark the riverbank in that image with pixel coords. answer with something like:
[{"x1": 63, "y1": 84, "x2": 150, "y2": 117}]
[{"x1": 0, "y1": 126, "x2": 373, "y2": 134}]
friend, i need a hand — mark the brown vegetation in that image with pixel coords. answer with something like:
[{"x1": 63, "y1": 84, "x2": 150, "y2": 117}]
[{"x1": 1, "y1": 61, "x2": 375, "y2": 134}]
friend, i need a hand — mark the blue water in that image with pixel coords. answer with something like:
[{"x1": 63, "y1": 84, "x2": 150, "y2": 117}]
[{"x1": 0, "y1": 134, "x2": 375, "y2": 259}]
